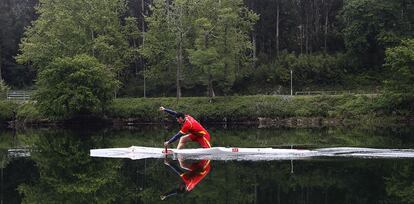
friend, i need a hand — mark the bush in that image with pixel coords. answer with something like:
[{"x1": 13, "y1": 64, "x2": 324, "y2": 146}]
[
  {"x1": 0, "y1": 79, "x2": 10, "y2": 99},
  {"x1": 35, "y1": 55, "x2": 119, "y2": 119},
  {"x1": 0, "y1": 100, "x2": 17, "y2": 122},
  {"x1": 384, "y1": 39, "x2": 414, "y2": 95},
  {"x1": 16, "y1": 102, "x2": 43, "y2": 122}
]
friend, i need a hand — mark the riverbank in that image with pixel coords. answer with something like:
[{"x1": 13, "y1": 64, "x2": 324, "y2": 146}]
[{"x1": 3, "y1": 94, "x2": 413, "y2": 128}]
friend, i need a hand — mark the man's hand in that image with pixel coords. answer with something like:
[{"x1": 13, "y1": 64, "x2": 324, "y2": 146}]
[
  {"x1": 164, "y1": 158, "x2": 172, "y2": 165},
  {"x1": 164, "y1": 141, "x2": 169, "y2": 147},
  {"x1": 159, "y1": 106, "x2": 165, "y2": 111},
  {"x1": 160, "y1": 195, "x2": 167, "y2": 200}
]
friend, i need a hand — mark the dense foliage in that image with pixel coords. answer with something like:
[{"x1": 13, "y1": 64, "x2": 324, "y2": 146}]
[
  {"x1": 384, "y1": 39, "x2": 414, "y2": 95},
  {"x1": 35, "y1": 55, "x2": 118, "y2": 118},
  {"x1": 0, "y1": 100, "x2": 16, "y2": 122},
  {"x1": 0, "y1": 0, "x2": 37, "y2": 87},
  {"x1": 0, "y1": 0, "x2": 411, "y2": 97},
  {"x1": 140, "y1": 0, "x2": 258, "y2": 98},
  {"x1": 341, "y1": 0, "x2": 413, "y2": 71},
  {"x1": 0, "y1": 79, "x2": 10, "y2": 99},
  {"x1": 16, "y1": 0, "x2": 135, "y2": 72},
  {"x1": 13, "y1": 0, "x2": 138, "y2": 117}
]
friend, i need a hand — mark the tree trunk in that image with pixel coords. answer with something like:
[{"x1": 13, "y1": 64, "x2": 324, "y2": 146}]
[
  {"x1": 299, "y1": 25, "x2": 303, "y2": 54},
  {"x1": 305, "y1": 15, "x2": 309, "y2": 54},
  {"x1": 252, "y1": 31, "x2": 257, "y2": 67},
  {"x1": 276, "y1": 0, "x2": 280, "y2": 57},
  {"x1": 324, "y1": 6, "x2": 328, "y2": 53},
  {"x1": 141, "y1": 0, "x2": 146, "y2": 98},
  {"x1": 176, "y1": 38, "x2": 182, "y2": 100},
  {"x1": 208, "y1": 73, "x2": 215, "y2": 99},
  {"x1": 0, "y1": 50, "x2": 2, "y2": 80},
  {"x1": 133, "y1": 39, "x2": 138, "y2": 76},
  {"x1": 91, "y1": 30, "x2": 95, "y2": 57}
]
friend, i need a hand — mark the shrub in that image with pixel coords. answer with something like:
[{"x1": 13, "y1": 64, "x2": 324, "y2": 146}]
[
  {"x1": 0, "y1": 79, "x2": 10, "y2": 99},
  {"x1": 35, "y1": 55, "x2": 119, "y2": 119},
  {"x1": 0, "y1": 100, "x2": 17, "y2": 122}
]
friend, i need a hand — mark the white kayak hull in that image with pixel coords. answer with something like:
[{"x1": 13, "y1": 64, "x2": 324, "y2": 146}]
[{"x1": 90, "y1": 146, "x2": 414, "y2": 161}]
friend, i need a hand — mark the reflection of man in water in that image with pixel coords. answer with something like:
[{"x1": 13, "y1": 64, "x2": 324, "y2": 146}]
[{"x1": 161, "y1": 159, "x2": 211, "y2": 200}]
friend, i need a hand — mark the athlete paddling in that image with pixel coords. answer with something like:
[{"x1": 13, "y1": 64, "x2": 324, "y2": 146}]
[{"x1": 159, "y1": 106, "x2": 211, "y2": 149}]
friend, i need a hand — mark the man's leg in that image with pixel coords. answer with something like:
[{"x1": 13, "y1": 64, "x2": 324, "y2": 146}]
[{"x1": 177, "y1": 134, "x2": 192, "y2": 149}]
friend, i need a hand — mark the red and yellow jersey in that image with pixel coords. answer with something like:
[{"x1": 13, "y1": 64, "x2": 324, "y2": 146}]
[
  {"x1": 180, "y1": 160, "x2": 211, "y2": 191},
  {"x1": 180, "y1": 115, "x2": 209, "y2": 137}
]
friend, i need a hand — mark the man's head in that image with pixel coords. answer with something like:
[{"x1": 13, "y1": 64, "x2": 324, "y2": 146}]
[{"x1": 175, "y1": 112, "x2": 185, "y2": 124}]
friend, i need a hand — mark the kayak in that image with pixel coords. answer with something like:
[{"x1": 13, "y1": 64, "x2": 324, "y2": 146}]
[
  {"x1": 90, "y1": 146, "x2": 414, "y2": 161},
  {"x1": 90, "y1": 146, "x2": 317, "y2": 160}
]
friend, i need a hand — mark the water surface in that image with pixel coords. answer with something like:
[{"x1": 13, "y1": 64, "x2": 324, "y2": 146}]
[{"x1": 1, "y1": 125, "x2": 414, "y2": 203}]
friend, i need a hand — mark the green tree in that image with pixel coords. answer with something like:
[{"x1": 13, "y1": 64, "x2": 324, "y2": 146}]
[
  {"x1": 340, "y1": 0, "x2": 414, "y2": 71},
  {"x1": 187, "y1": 0, "x2": 258, "y2": 97},
  {"x1": 142, "y1": 0, "x2": 257, "y2": 98},
  {"x1": 0, "y1": 0, "x2": 37, "y2": 87},
  {"x1": 17, "y1": 0, "x2": 133, "y2": 74},
  {"x1": 384, "y1": 39, "x2": 414, "y2": 95},
  {"x1": 35, "y1": 55, "x2": 118, "y2": 118},
  {"x1": 140, "y1": 0, "x2": 195, "y2": 99},
  {"x1": 0, "y1": 79, "x2": 10, "y2": 99}
]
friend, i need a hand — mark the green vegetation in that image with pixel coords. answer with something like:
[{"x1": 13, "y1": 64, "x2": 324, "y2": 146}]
[
  {"x1": 0, "y1": 79, "x2": 10, "y2": 98},
  {"x1": 141, "y1": 0, "x2": 258, "y2": 98},
  {"x1": 384, "y1": 39, "x2": 414, "y2": 95},
  {"x1": 107, "y1": 94, "x2": 410, "y2": 123},
  {"x1": 0, "y1": 0, "x2": 412, "y2": 121},
  {"x1": 0, "y1": 0, "x2": 411, "y2": 96},
  {"x1": 2, "y1": 94, "x2": 410, "y2": 125},
  {"x1": 34, "y1": 55, "x2": 119, "y2": 118},
  {"x1": 0, "y1": 100, "x2": 16, "y2": 122},
  {"x1": 14, "y1": 0, "x2": 136, "y2": 118},
  {"x1": 16, "y1": 0, "x2": 135, "y2": 71},
  {"x1": 15, "y1": 102, "x2": 43, "y2": 123}
]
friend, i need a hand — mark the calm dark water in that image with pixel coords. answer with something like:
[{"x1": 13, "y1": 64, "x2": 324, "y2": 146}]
[{"x1": 1, "y1": 125, "x2": 414, "y2": 204}]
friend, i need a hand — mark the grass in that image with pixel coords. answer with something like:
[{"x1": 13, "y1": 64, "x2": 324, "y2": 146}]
[{"x1": 5, "y1": 94, "x2": 411, "y2": 125}]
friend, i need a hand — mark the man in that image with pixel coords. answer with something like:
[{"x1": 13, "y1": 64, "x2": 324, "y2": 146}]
[
  {"x1": 160, "y1": 159, "x2": 211, "y2": 200},
  {"x1": 159, "y1": 106, "x2": 211, "y2": 149}
]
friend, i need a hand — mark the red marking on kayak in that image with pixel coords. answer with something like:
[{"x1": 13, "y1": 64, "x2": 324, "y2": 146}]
[
  {"x1": 163, "y1": 150, "x2": 174, "y2": 154},
  {"x1": 232, "y1": 148, "x2": 239, "y2": 152}
]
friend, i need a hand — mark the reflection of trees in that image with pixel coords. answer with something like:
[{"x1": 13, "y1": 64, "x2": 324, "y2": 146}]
[
  {"x1": 385, "y1": 161, "x2": 414, "y2": 203},
  {"x1": 2, "y1": 158, "x2": 37, "y2": 204},
  {"x1": 128, "y1": 160, "x2": 403, "y2": 204},
  {"x1": 2, "y1": 126, "x2": 414, "y2": 203},
  {"x1": 211, "y1": 126, "x2": 411, "y2": 148},
  {"x1": 18, "y1": 129, "x2": 134, "y2": 203}
]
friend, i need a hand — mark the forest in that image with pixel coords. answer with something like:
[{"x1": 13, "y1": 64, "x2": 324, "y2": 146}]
[{"x1": 0, "y1": 0, "x2": 413, "y2": 118}]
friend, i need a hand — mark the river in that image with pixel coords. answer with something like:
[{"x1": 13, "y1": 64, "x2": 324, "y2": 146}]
[{"x1": 1, "y1": 125, "x2": 414, "y2": 203}]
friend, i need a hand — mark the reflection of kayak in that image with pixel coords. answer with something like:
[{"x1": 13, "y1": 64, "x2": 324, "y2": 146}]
[{"x1": 90, "y1": 146, "x2": 414, "y2": 161}]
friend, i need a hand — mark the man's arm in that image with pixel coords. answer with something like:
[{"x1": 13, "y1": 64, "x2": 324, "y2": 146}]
[
  {"x1": 159, "y1": 106, "x2": 178, "y2": 117},
  {"x1": 164, "y1": 160, "x2": 185, "y2": 176},
  {"x1": 165, "y1": 131, "x2": 185, "y2": 146}
]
